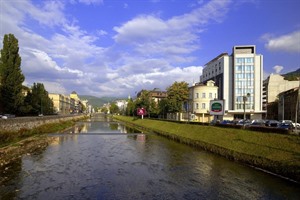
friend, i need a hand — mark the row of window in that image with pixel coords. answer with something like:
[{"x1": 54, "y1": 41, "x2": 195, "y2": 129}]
[
  {"x1": 235, "y1": 73, "x2": 254, "y2": 79},
  {"x1": 235, "y1": 80, "x2": 254, "y2": 87},
  {"x1": 236, "y1": 95, "x2": 254, "y2": 103},
  {"x1": 195, "y1": 103, "x2": 207, "y2": 109},
  {"x1": 235, "y1": 65, "x2": 254, "y2": 71},
  {"x1": 194, "y1": 102, "x2": 254, "y2": 110},
  {"x1": 235, "y1": 104, "x2": 254, "y2": 110},
  {"x1": 236, "y1": 57, "x2": 253, "y2": 63},
  {"x1": 195, "y1": 92, "x2": 217, "y2": 99},
  {"x1": 235, "y1": 88, "x2": 254, "y2": 96},
  {"x1": 203, "y1": 62, "x2": 222, "y2": 79}
]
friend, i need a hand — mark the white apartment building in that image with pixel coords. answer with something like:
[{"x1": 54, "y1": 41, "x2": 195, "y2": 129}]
[
  {"x1": 200, "y1": 45, "x2": 264, "y2": 120},
  {"x1": 188, "y1": 80, "x2": 218, "y2": 122}
]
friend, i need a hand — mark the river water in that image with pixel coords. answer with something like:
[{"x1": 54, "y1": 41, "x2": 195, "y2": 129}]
[{"x1": 0, "y1": 116, "x2": 299, "y2": 199}]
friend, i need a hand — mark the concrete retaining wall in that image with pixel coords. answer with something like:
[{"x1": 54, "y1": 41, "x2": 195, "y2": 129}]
[{"x1": 0, "y1": 114, "x2": 86, "y2": 132}]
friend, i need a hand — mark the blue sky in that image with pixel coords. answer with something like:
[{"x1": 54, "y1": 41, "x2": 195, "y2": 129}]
[{"x1": 1, "y1": 0, "x2": 299, "y2": 97}]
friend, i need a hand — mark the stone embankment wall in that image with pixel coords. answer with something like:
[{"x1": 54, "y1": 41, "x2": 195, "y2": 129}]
[{"x1": 0, "y1": 114, "x2": 86, "y2": 132}]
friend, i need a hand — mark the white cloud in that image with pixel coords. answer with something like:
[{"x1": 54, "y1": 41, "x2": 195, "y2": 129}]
[
  {"x1": 0, "y1": 0, "x2": 223, "y2": 97},
  {"x1": 43, "y1": 81, "x2": 68, "y2": 94},
  {"x1": 273, "y1": 65, "x2": 284, "y2": 74},
  {"x1": 264, "y1": 30, "x2": 300, "y2": 53},
  {"x1": 113, "y1": 0, "x2": 231, "y2": 61}
]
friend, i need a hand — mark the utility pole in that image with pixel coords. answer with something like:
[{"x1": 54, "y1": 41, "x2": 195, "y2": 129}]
[
  {"x1": 243, "y1": 93, "x2": 250, "y2": 128},
  {"x1": 295, "y1": 77, "x2": 300, "y2": 134}
]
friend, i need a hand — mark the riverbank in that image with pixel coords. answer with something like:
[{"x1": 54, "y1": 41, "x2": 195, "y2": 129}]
[
  {"x1": 0, "y1": 115, "x2": 87, "y2": 171},
  {"x1": 114, "y1": 115, "x2": 300, "y2": 182}
]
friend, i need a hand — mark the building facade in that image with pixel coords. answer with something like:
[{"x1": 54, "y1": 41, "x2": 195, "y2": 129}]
[
  {"x1": 188, "y1": 80, "x2": 218, "y2": 122},
  {"x1": 200, "y1": 45, "x2": 264, "y2": 120},
  {"x1": 278, "y1": 87, "x2": 300, "y2": 122},
  {"x1": 48, "y1": 93, "x2": 71, "y2": 115},
  {"x1": 263, "y1": 74, "x2": 299, "y2": 119}
]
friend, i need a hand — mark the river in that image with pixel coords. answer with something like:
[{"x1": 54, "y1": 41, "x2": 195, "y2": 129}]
[{"x1": 0, "y1": 116, "x2": 299, "y2": 199}]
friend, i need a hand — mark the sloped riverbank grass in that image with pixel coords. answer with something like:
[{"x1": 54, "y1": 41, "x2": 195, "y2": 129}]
[
  {"x1": 114, "y1": 115, "x2": 300, "y2": 182},
  {"x1": 0, "y1": 120, "x2": 75, "y2": 148}
]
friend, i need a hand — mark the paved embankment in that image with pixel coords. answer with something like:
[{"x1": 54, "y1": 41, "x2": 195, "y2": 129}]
[
  {"x1": 114, "y1": 116, "x2": 300, "y2": 183},
  {"x1": 0, "y1": 114, "x2": 85, "y2": 132}
]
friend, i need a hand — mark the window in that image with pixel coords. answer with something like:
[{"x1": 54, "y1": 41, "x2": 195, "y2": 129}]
[
  {"x1": 202, "y1": 93, "x2": 206, "y2": 98},
  {"x1": 202, "y1": 103, "x2": 206, "y2": 109},
  {"x1": 246, "y1": 58, "x2": 253, "y2": 63},
  {"x1": 196, "y1": 93, "x2": 199, "y2": 98},
  {"x1": 196, "y1": 103, "x2": 199, "y2": 109},
  {"x1": 236, "y1": 58, "x2": 244, "y2": 63},
  {"x1": 209, "y1": 93, "x2": 212, "y2": 99}
]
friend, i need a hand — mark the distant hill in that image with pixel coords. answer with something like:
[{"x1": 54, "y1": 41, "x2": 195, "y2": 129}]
[
  {"x1": 79, "y1": 95, "x2": 117, "y2": 108},
  {"x1": 282, "y1": 68, "x2": 300, "y2": 81}
]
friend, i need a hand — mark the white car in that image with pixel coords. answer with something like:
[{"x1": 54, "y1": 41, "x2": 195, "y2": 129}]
[{"x1": 292, "y1": 123, "x2": 300, "y2": 128}]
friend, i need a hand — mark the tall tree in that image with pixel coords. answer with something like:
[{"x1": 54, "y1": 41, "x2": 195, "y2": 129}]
[
  {"x1": 24, "y1": 83, "x2": 54, "y2": 115},
  {"x1": 0, "y1": 34, "x2": 25, "y2": 114},
  {"x1": 166, "y1": 81, "x2": 189, "y2": 113}
]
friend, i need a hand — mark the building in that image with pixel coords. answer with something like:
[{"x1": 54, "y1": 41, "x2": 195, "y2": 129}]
[
  {"x1": 70, "y1": 91, "x2": 84, "y2": 113},
  {"x1": 48, "y1": 93, "x2": 71, "y2": 115},
  {"x1": 136, "y1": 88, "x2": 167, "y2": 104},
  {"x1": 115, "y1": 99, "x2": 128, "y2": 113},
  {"x1": 200, "y1": 45, "x2": 264, "y2": 120},
  {"x1": 188, "y1": 80, "x2": 218, "y2": 122},
  {"x1": 278, "y1": 87, "x2": 300, "y2": 122},
  {"x1": 263, "y1": 74, "x2": 299, "y2": 119}
]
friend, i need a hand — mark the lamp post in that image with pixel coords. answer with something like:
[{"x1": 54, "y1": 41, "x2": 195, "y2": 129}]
[{"x1": 243, "y1": 93, "x2": 250, "y2": 128}]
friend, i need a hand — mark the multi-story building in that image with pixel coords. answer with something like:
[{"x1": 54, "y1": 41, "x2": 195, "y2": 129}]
[
  {"x1": 48, "y1": 93, "x2": 71, "y2": 115},
  {"x1": 200, "y1": 45, "x2": 264, "y2": 120},
  {"x1": 188, "y1": 80, "x2": 218, "y2": 122},
  {"x1": 263, "y1": 74, "x2": 299, "y2": 119}
]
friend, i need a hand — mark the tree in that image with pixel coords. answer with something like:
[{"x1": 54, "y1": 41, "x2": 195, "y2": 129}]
[
  {"x1": 126, "y1": 98, "x2": 135, "y2": 116},
  {"x1": 23, "y1": 83, "x2": 54, "y2": 115},
  {"x1": 165, "y1": 81, "x2": 189, "y2": 113},
  {"x1": 0, "y1": 34, "x2": 25, "y2": 114},
  {"x1": 110, "y1": 102, "x2": 119, "y2": 114},
  {"x1": 135, "y1": 90, "x2": 151, "y2": 115}
]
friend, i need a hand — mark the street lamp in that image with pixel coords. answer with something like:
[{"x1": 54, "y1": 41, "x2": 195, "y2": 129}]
[{"x1": 243, "y1": 93, "x2": 250, "y2": 128}]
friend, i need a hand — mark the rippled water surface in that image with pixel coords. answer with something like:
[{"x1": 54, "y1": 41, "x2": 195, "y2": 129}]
[{"x1": 1, "y1": 116, "x2": 299, "y2": 199}]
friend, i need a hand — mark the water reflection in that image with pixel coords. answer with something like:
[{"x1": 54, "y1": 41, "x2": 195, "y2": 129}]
[{"x1": 0, "y1": 117, "x2": 299, "y2": 199}]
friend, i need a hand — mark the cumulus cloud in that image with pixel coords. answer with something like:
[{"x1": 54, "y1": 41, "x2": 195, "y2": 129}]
[
  {"x1": 113, "y1": 0, "x2": 231, "y2": 61},
  {"x1": 263, "y1": 30, "x2": 300, "y2": 53},
  {"x1": 0, "y1": 0, "x2": 225, "y2": 97},
  {"x1": 273, "y1": 65, "x2": 284, "y2": 74}
]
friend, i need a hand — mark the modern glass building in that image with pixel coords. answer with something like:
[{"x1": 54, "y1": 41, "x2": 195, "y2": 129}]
[{"x1": 200, "y1": 45, "x2": 264, "y2": 120}]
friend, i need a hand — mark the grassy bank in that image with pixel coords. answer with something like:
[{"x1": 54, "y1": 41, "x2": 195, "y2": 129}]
[
  {"x1": 0, "y1": 119, "x2": 78, "y2": 148},
  {"x1": 114, "y1": 115, "x2": 300, "y2": 182}
]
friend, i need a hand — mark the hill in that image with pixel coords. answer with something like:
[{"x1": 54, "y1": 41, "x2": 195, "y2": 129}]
[
  {"x1": 282, "y1": 68, "x2": 300, "y2": 81},
  {"x1": 79, "y1": 95, "x2": 117, "y2": 108}
]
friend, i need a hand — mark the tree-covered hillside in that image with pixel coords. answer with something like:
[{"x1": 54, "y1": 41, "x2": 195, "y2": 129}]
[
  {"x1": 79, "y1": 95, "x2": 117, "y2": 107},
  {"x1": 282, "y1": 68, "x2": 300, "y2": 81}
]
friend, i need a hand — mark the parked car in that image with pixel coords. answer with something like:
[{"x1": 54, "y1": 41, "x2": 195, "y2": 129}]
[
  {"x1": 265, "y1": 120, "x2": 280, "y2": 127},
  {"x1": 278, "y1": 122, "x2": 293, "y2": 130},
  {"x1": 1, "y1": 114, "x2": 16, "y2": 119},
  {"x1": 220, "y1": 120, "x2": 234, "y2": 125},
  {"x1": 249, "y1": 119, "x2": 266, "y2": 127},
  {"x1": 292, "y1": 123, "x2": 300, "y2": 128}
]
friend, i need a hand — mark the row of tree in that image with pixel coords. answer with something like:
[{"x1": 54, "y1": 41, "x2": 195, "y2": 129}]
[
  {"x1": 125, "y1": 81, "x2": 189, "y2": 118},
  {"x1": 0, "y1": 34, "x2": 54, "y2": 116}
]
